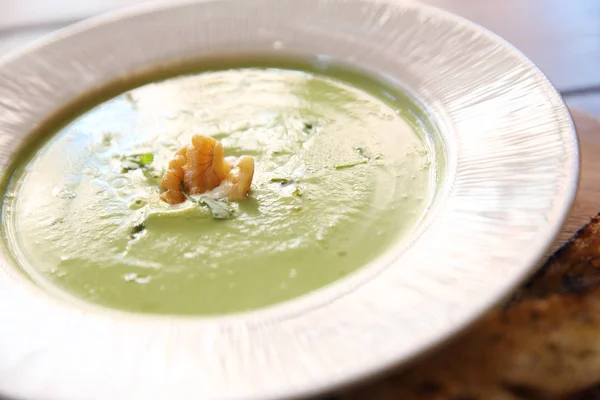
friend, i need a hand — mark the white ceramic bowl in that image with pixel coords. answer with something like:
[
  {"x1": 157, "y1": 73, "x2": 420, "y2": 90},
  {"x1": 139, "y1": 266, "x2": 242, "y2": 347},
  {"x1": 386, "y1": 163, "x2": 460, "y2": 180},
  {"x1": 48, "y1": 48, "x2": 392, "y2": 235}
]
[{"x1": 0, "y1": 0, "x2": 578, "y2": 399}]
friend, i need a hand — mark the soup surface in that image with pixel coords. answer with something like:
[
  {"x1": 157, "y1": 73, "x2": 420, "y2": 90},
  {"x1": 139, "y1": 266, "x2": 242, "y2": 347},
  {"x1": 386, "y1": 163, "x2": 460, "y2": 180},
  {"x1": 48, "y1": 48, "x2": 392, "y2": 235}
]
[{"x1": 2, "y1": 66, "x2": 436, "y2": 315}]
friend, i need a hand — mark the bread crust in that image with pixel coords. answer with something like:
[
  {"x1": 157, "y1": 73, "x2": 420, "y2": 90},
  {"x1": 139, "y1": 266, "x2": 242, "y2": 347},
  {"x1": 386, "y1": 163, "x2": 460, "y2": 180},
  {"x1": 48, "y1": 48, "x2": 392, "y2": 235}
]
[{"x1": 339, "y1": 214, "x2": 600, "y2": 400}]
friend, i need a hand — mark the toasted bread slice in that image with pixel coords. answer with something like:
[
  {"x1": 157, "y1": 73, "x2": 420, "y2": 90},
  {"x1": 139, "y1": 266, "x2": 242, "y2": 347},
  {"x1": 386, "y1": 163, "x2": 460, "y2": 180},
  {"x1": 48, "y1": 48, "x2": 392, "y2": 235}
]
[{"x1": 340, "y1": 215, "x2": 600, "y2": 400}]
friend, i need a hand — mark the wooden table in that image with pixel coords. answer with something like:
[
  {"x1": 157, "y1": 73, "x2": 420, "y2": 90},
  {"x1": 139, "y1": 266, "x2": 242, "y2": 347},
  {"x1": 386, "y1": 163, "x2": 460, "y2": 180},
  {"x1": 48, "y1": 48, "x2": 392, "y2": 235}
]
[
  {"x1": 555, "y1": 110, "x2": 600, "y2": 248},
  {"x1": 0, "y1": 0, "x2": 599, "y2": 398}
]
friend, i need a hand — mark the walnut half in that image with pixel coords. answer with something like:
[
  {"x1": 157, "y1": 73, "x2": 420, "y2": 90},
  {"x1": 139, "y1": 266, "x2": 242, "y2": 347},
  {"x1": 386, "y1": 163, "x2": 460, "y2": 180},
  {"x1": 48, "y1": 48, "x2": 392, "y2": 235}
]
[{"x1": 160, "y1": 134, "x2": 254, "y2": 204}]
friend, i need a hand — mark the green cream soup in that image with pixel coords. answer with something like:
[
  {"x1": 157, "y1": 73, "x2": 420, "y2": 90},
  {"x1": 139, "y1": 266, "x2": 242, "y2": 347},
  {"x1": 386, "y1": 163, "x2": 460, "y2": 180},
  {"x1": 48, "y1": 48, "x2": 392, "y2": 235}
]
[{"x1": 2, "y1": 65, "x2": 437, "y2": 315}]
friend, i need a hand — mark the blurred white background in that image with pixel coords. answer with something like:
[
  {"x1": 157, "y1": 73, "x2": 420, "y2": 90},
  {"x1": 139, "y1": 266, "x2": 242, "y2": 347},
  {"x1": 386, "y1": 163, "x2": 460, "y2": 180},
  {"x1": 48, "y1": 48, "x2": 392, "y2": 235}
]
[
  {"x1": 0, "y1": 0, "x2": 599, "y2": 116},
  {"x1": 0, "y1": 0, "x2": 149, "y2": 28}
]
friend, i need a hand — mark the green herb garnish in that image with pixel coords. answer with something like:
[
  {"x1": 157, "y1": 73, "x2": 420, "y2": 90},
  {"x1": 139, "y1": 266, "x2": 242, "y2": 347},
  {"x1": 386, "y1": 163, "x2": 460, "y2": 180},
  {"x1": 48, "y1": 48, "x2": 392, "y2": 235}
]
[
  {"x1": 334, "y1": 160, "x2": 368, "y2": 170},
  {"x1": 137, "y1": 153, "x2": 154, "y2": 165},
  {"x1": 180, "y1": 181, "x2": 234, "y2": 220},
  {"x1": 120, "y1": 153, "x2": 155, "y2": 173},
  {"x1": 198, "y1": 197, "x2": 235, "y2": 220}
]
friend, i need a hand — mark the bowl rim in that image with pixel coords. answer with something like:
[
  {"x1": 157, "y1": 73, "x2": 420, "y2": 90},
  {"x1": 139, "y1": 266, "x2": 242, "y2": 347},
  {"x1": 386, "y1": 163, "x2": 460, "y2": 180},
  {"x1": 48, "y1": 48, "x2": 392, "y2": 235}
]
[{"x1": 0, "y1": 0, "x2": 579, "y2": 399}]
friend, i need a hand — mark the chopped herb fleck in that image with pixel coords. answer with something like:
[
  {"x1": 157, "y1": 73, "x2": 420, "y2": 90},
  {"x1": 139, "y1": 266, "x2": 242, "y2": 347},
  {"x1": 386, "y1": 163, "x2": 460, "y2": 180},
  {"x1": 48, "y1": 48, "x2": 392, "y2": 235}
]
[
  {"x1": 354, "y1": 147, "x2": 366, "y2": 156},
  {"x1": 270, "y1": 177, "x2": 293, "y2": 185},
  {"x1": 292, "y1": 187, "x2": 303, "y2": 197},
  {"x1": 352, "y1": 146, "x2": 383, "y2": 161},
  {"x1": 49, "y1": 217, "x2": 64, "y2": 227},
  {"x1": 334, "y1": 160, "x2": 368, "y2": 169},
  {"x1": 124, "y1": 92, "x2": 137, "y2": 108},
  {"x1": 130, "y1": 222, "x2": 146, "y2": 239},
  {"x1": 101, "y1": 133, "x2": 114, "y2": 146},
  {"x1": 129, "y1": 210, "x2": 148, "y2": 238},
  {"x1": 303, "y1": 122, "x2": 314, "y2": 131},
  {"x1": 128, "y1": 197, "x2": 147, "y2": 210}
]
